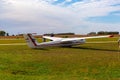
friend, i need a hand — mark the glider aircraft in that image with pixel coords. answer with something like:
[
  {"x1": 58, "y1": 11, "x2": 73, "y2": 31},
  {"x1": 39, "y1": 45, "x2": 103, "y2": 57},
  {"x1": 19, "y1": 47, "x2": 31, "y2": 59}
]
[{"x1": 23, "y1": 34, "x2": 113, "y2": 48}]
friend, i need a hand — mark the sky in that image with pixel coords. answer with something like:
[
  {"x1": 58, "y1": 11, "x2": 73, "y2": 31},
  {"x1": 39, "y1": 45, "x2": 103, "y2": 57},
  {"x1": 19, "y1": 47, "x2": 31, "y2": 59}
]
[{"x1": 0, "y1": 0, "x2": 120, "y2": 35}]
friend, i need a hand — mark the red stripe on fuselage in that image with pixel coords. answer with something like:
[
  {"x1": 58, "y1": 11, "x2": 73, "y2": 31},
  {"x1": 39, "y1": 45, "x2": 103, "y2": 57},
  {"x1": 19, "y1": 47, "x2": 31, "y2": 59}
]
[{"x1": 27, "y1": 34, "x2": 37, "y2": 46}]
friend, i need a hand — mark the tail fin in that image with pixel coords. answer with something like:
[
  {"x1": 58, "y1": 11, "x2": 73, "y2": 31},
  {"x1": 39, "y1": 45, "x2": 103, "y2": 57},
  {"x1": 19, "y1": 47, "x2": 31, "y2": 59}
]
[{"x1": 23, "y1": 34, "x2": 38, "y2": 48}]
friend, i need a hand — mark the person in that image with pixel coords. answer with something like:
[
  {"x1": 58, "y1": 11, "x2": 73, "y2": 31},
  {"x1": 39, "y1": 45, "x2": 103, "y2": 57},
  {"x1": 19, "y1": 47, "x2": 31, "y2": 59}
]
[
  {"x1": 50, "y1": 33, "x2": 54, "y2": 37},
  {"x1": 42, "y1": 38, "x2": 46, "y2": 42},
  {"x1": 42, "y1": 34, "x2": 46, "y2": 42},
  {"x1": 118, "y1": 38, "x2": 120, "y2": 48}
]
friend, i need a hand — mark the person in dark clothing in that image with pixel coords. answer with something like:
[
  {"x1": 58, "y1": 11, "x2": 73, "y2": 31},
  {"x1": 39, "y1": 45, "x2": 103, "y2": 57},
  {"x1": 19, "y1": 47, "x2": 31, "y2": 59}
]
[
  {"x1": 118, "y1": 38, "x2": 120, "y2": 48},
  {"x1": 50, "y1": 33, "x2": 54, "y2": 37}
]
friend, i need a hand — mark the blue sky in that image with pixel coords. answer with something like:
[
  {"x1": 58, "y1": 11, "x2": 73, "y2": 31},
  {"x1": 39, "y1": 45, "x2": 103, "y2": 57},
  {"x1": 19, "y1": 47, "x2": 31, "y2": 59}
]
[
  {"x1": 0, "y1": 0, "x2": 120, "y2": 35},
  {"x1": 87, "y1": 12, "x2": 120, "y2": 23}
]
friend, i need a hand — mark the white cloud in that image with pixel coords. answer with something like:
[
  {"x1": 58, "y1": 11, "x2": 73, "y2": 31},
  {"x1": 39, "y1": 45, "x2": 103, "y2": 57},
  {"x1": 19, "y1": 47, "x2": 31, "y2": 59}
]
[
  {"x1": 0, "y1": 0, "x2": 120, "y2": 34},
  {"x1": 68, "y1": 0, "x2": 120, "y2": 18},
  {"x1": 65, "y1": 0, "x2": 72, "y2": 2}
]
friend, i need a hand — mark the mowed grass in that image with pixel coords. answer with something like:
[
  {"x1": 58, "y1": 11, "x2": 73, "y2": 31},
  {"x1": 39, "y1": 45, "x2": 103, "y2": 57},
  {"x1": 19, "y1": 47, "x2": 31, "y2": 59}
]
[
  {"x1": 0, "y1": 39, "x2": 25, "y2": 44},
  {"x1": 0, "y1": 37, "x2": 120, "y2": 80}
]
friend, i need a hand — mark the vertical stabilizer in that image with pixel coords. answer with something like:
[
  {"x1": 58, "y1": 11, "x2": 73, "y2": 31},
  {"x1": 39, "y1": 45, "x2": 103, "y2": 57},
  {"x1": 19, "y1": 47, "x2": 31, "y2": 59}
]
[{"x1": 23, "y1": 34, "x2": 38, "y2": 48}]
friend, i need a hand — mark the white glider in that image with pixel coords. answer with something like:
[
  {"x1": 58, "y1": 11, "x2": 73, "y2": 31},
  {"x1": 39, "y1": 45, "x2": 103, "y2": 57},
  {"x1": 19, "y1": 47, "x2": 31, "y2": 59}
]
[{"x1": 23, "y1": 34, "x2": 113, "y2": 48}]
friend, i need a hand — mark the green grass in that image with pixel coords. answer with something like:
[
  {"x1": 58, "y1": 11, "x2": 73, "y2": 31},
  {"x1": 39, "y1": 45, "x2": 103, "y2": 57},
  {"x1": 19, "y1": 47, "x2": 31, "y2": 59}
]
[
  {"x1": 86, "y1": 37, "x2": 118, "y2": 42},
  {"x1": 0, "y1": 39, "x2": 25, "y2": 44},
  {"x1": 0, "y1": 38, "x2": 42, "y2": 44},
  {"x1": 0, "y1": 37, "x2": 119, "y2": 80}
]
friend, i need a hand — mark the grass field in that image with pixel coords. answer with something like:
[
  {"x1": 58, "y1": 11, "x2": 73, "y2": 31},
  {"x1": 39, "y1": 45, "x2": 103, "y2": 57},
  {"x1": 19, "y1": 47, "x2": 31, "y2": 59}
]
[{"x1": 0, "y1": 37, "x2": 120, "y2": 80}]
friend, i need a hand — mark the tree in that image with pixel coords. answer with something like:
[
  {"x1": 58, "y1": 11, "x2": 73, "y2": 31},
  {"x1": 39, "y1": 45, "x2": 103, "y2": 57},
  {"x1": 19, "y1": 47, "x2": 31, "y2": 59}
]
[
  {"x1": 87, "y1": 32, "x2": 96, "y2": 35},
  {"x1": 97, "y1": 31, "x2": 119, "y2": 35},
  {"x1": 0, "y1": 30, "x2": 6, "y2": 36}
]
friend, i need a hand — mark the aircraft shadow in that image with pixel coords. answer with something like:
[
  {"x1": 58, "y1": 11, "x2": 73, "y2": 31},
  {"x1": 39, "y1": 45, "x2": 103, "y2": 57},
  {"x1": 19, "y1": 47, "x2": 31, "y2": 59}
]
[
  {"x1": 70, "y1": 46, "x2": 118, "y2": 52},
  {"x1": 33, "y1": 48, "x2": 49, "y2": 51}
]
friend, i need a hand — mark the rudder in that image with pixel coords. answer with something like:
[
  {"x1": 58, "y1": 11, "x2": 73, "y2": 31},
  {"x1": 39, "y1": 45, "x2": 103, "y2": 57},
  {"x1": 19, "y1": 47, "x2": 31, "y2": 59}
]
[{"x1": 23, "y1": 34, "x2": 38, "y2": 48}]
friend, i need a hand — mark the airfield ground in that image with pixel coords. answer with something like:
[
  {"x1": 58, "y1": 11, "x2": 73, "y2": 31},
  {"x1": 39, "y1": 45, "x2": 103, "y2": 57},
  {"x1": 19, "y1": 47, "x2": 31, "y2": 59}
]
[{"x1": 0, "y1": 37, "x2": 119, "y2": 80}]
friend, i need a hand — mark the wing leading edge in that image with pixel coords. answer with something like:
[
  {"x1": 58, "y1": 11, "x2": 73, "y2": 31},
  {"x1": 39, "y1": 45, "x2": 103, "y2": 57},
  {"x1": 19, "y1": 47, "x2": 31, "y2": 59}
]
[
  {"x1": 43, "y1": 36, "x2": 63, "y2": 41},
  {"x1": 43, "y1": 35, "x2": 113, "y2": 42}
]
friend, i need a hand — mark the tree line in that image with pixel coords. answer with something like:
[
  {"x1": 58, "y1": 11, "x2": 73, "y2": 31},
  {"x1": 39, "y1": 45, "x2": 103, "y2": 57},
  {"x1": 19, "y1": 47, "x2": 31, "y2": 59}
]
[
  {"x1": 0, "y1": 30, "x2": 9, "y2": 36},
  {"x1": 88, "y1": 31, "x2": 119, "y2": 35},
  {"x1": 0, "y1": 30, "x2": 119, "y2": 36},
  {"x1": 44, "y1": 32, "x2": 75, "y2": 36}
]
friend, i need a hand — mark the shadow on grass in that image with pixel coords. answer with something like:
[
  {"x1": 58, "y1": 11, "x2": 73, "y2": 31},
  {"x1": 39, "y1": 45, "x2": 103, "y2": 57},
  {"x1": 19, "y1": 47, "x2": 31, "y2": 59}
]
[
  {"x1": 33, "y1": 48, "x2": 49, "y2": 51},
  {"x1": 70, "y1": 46, "x2": 118, "y2": 52}
]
